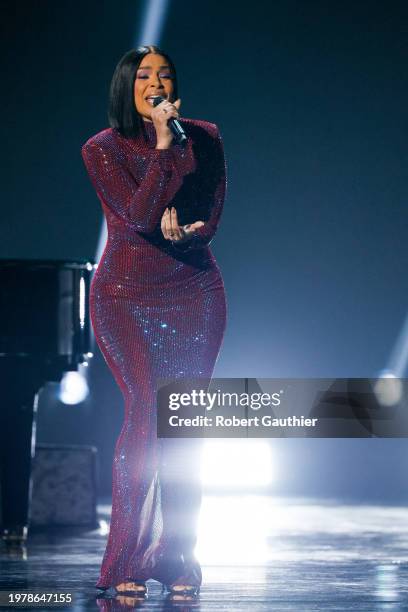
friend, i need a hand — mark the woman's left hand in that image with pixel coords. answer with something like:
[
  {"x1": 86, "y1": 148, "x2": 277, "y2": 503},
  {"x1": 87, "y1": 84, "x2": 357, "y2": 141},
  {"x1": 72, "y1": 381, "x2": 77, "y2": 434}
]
[{"x1": 161, "y1": 207, "x2": 204, "y2": 243}]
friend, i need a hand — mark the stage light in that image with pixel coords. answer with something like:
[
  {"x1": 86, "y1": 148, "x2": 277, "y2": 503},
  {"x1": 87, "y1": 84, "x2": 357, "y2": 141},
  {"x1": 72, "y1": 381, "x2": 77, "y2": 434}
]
[
  {"x1": 200, "y1": 440, "x2": 273, "y2": 488},
  {"x1": 196, "y1": 494, "x2": 270, "y2": 564},
  {"x1": 98, "y1": 520, "x2": 109, "y2": 536},
  {"x1": 374, "y1": 370, "x2": 404, "y2": 407},
  {"x1": 58, "y1": 370, "x2": 89, "y2": 405},
  {"x1": 138, "y1": 0, "x2": 169, "y2": 46},
  {"x1": 387, "y1": 311, "x2": 408, "y2": 377}
]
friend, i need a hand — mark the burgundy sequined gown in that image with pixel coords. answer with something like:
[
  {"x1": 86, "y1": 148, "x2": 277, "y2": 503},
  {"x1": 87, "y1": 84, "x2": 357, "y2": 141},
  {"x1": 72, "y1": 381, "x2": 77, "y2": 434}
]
[{"x1": 81, "y1": 117, "x2": 227, "y2": 590}]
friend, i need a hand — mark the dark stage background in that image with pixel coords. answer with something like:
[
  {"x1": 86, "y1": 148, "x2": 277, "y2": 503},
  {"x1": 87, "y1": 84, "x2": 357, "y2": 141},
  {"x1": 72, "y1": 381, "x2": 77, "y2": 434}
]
[{"x1": 2, "y1": 1, "x2": 408, "y2": 499}]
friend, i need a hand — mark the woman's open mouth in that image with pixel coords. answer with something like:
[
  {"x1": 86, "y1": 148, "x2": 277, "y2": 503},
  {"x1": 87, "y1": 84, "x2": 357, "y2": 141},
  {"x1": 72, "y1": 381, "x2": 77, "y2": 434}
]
[{"x1": 145, "y1": 94, "x2": 167, "y2": 107}]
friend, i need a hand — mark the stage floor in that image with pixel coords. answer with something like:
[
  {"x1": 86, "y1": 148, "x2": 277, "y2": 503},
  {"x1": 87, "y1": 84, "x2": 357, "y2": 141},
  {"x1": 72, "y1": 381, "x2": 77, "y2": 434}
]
[{"x1": 1, "y1": 495, "x2": 408, "y2": 610}]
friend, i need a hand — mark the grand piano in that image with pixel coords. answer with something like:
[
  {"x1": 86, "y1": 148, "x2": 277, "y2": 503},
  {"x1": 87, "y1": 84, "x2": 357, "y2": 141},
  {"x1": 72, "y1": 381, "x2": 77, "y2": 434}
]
[{"x1": 0, "y1": 259, "x2": 95, "y2": 545}]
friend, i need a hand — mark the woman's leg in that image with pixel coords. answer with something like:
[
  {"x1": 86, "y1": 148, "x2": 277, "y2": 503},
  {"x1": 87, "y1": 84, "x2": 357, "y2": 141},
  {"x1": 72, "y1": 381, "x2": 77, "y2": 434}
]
[
  {"x1": 91, "y1": 295, "x2": 162, "y2": 588},
  {"x1": 154, "y1": 288, "x2": 227, "y2": 586}
]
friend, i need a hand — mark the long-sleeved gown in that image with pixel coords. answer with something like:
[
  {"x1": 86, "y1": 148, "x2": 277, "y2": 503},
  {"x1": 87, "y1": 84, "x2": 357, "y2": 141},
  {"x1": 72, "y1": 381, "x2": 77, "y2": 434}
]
[{"x1": 81, "y1": 117, "x2": 227, "y2": 590}]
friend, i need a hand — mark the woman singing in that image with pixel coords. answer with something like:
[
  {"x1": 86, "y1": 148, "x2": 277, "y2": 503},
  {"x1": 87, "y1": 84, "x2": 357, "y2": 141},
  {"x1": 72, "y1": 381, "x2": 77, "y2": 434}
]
[{"x1": 81, "y1": 46, "x2": 227, "y2": 598}]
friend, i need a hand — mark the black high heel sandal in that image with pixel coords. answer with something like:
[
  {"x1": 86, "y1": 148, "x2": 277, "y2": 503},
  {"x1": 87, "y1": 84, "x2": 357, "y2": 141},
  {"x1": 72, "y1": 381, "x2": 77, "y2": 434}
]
[
  {"x1": 162, "y1": 583, "x2": 200, "y2": 597},
  {"x1": 114, "y1": 581, "x2": 148, "y2": 597},
  {"x1": 154, "y1": 550, "x2": 201, "y2": 598}
]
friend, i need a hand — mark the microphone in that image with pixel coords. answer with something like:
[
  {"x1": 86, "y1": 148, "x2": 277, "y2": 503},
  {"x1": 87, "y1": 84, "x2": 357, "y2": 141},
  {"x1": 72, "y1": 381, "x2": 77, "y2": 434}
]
[{"x1": 152, "y1": 95, "x2": 187, "y2": 146}]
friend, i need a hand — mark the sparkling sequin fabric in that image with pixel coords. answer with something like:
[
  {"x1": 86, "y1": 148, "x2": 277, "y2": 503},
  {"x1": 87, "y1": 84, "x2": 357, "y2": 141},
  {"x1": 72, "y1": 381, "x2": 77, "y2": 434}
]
[{"x1": 81, "y1": 117, "x2": 227, "y2": 590}]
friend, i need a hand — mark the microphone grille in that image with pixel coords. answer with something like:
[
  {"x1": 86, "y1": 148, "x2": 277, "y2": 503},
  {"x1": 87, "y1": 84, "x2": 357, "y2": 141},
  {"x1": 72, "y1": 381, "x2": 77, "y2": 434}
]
[{"x1": 152, "y1": 95, "x2": 165, "y2": 107}]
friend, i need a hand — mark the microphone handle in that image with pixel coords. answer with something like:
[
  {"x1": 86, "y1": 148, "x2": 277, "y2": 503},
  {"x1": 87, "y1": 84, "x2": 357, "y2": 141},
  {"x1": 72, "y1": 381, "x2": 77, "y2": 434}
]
[
  {"x1": 168, "y1": 117, "x2": 187, "y2": 146},
  {"x1": 152, "y1": 96, "x2": 187, "y2": 146}
]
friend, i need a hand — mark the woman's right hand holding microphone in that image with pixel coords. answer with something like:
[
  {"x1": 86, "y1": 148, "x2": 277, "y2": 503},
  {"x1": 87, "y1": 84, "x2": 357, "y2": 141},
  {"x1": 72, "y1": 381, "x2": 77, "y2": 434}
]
[{"x1": 152, "y1": 98, "x2": 182, "y2": 149}]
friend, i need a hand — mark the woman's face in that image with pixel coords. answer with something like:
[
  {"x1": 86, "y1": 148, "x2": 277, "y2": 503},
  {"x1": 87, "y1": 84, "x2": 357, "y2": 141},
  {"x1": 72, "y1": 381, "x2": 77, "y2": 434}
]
[{"x1": 134, "y1": 53, "x2": 175, "y2": 121}]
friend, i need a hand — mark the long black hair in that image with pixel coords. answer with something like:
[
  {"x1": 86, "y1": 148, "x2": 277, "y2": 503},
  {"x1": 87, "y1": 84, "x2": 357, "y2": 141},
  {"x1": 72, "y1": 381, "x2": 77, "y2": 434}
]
[{"x1": 108, "y1": 45, "x2": 179, "y2": 138}]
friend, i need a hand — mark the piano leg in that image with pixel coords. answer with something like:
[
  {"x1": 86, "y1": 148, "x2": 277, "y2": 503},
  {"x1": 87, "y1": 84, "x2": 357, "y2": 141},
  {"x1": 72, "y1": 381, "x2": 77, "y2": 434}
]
[{"x1": 0, "y1": 362, "x2": 42, "y2": 545}]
